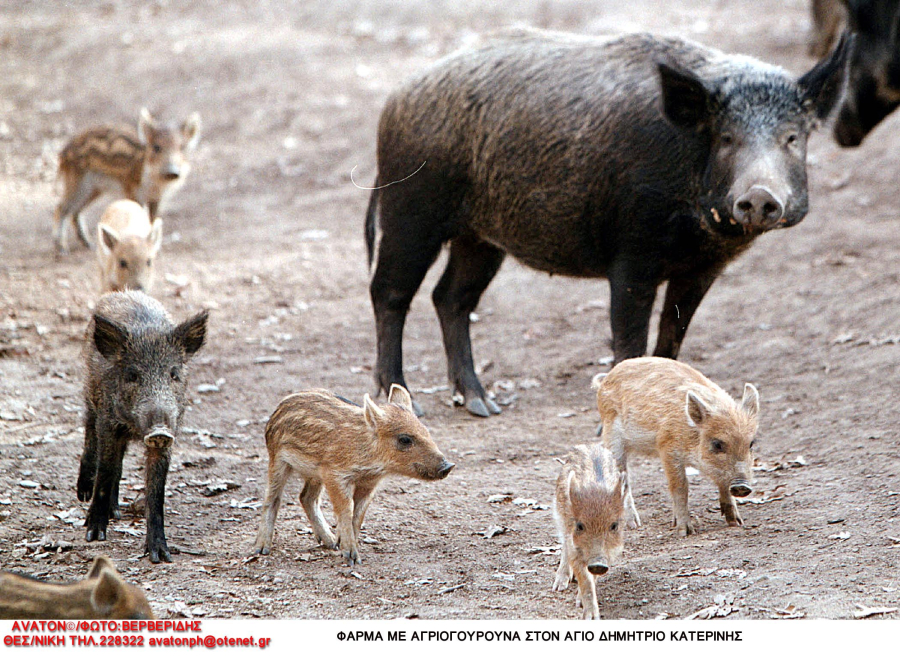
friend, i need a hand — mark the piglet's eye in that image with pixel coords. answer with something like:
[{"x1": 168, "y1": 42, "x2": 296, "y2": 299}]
[
  {"x1": 119, "y1": 259, "x2": 128, "y2": 269},
  {"x1": 124, "y1": 367, "x2": 140, "y2": 384},
  {"x1": 575, "y1": 522, "x2": 585, "y2": 533},
  {"x1": 170, "y1": 367, "x2": 180, "y2": 381},
  {"x1": 152, "y1": 144, "x2": 162, "y2": 153},
  {"x1": 610, "y1": 522, "x2": 619, "y2": 532},
  {"x1": 396, "y1": 434, "x2": 414, "y2": 449},
  {"x1": 710, "y1": 439, "x2": 725, "y2": 453}
]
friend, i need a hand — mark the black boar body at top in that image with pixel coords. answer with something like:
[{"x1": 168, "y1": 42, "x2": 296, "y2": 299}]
[
  {"x1": 829, "y1": 0, "x2": 900, "y2": 146},
  {"x1": 78, "y1": 291, "x2": 208, "y2": 563},
  {"x1": 366, "y1": 30, "x2": 851, "y2": 417}
]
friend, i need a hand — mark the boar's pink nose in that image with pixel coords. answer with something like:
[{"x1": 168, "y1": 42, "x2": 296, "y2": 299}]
[
  {"x1": 730, "y1": 482, "x2": 752, "y2": 498},
  {"x1": 437, "y1": 461, "x2": 455, "y2": 479},
  {"x1": 587, "y1": 562, "x2": 609, "y2": 576},
  {"x1": 733, "y1": 186, "x2": 783, "y2": 228}
]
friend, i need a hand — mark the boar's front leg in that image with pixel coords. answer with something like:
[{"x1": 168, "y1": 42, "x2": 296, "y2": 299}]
[
  {"x1": 84, "y1": 422, "x2": 127, "y2": 542},
  {"x1": 608, "y1": 261, "x2": 659, "y2": 363},
  {"x1": 144, "y1": 446, "x2": 172, "y2": 563},
  {"x1": 432, "y1": 236, "x2": 505, "y2": 417},
  {"x1": 77, "y1": 407, "x2": 99, "y2": 502},
  {"x1": 653, "y1": 267, "x2": 722, "y2": 360}
]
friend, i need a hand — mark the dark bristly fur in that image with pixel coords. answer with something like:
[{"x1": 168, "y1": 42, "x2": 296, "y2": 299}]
[
  {"x1": 366, "y1": 28, "x2": 852, "y2": 417},
  {"x1": 78, "y1": 291, "x2": 208, "y2": 564}
]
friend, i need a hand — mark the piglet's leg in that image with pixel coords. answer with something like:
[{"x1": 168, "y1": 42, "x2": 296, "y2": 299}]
[
  {"x1": 661, "y1": 453, "x2": 694, "y2": 536},
  {"x1": 573, "y1": 566, "x2": 600, "y2": 620},
  {"x1": 300, "y1": 478, "x2": 337, "y2": 550},
  {"x1": 144, "y1": 446, "x2": 172, "y2": 564},
  {"x1": 718, "y1": 484, "x2": 743, "y2": 527},
  {"x1": 352, "y1": 483, "x2": 378, "y2": 537},
  {"x1": 254, "y1": 460, "x2": 292, "y2": 555},
  {"x1": 323, "y1": 477, "x2": 358, "y2": 566},
  {"x1": 551, "y1": 542, "x2": 573, "y2": 592}
]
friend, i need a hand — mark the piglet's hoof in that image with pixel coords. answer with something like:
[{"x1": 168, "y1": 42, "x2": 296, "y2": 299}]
[{"x1": 466, "y1": 396, "x2": 501, "y2": 417}]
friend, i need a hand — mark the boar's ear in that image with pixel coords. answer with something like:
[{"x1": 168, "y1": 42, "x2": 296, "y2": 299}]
[
  {"x1": 94, "y1": 314, "x2": 129, "y2": 360},
  {"x1": 173, "y1": 310, "x2": 208, "y2": 358},
  {"x1": 86, "y1": 555, "x2": 117, "y2": 579},
  {"x1": 98, "y1": 224, "x2": 120, "y2": 255},
  {"x1": 90, "y1": 570, "x2": 126, "y2": 617},
  {"x1": 148, "y1": 218, "x2": 164, "y2": 257},
  {"x1": 658, "y1": 62, "x2": 715, "y2": 130},
  {"x1": 137, "y1": 107, "x2": 156, "y2": 144},
  {"x1": 684, "y1": 391, "x2": 711, "y2": 428},
  {"x1": 741, "y1": 383, "x2": 760, "y2": 419},
  {"x1": 182, "y1": 113, "x2": 202, "y2": 151},
  {"x1": 387, "y1": 384, "x2": 414, "y2": 412},
  {"x1": 363, "y1": 393, "x2": 386, "y2": 429},
  {"x1": 798, "y1": 32, "x2": 855, "y2": 120}
]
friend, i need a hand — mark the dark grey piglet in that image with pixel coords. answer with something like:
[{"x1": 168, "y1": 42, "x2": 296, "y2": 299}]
[{"x1": 77, "y1": 290, "x2": 208, "y2": 563}]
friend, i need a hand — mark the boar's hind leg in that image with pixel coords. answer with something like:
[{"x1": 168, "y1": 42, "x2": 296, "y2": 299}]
[
  {"x1": 144, "y1": 447, "x2": 172, "y2": 563},
  {"x1": 608, "y1": 262, "x2": 659, "y2": 363},
  {"x1": 432, "y1": 237, "x2": 505, "y2": 417},
  {"x1": 370, "y1": 216, "x2": 445, "y2": 416},
  {"x1": 300, "y1": 478, "x2": 337, "y2": 550},
  {"x1": 661, "y1": 453, "x2": 694, "y2": 536},
  {"x1": 653, "y1": 269, "x2": 721, "y2": 360}
]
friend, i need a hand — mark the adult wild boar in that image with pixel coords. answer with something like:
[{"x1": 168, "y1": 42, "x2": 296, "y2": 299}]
[
  {"x1": 366, "y1": 29, "x2": 851, "y2": 417},
  {"x1": 825, "y1": 0, "x2": 900, "y2": 146}
]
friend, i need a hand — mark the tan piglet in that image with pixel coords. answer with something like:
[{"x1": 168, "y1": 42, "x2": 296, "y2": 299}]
[
  {"x1": 595, "y1": 357, "x2": 760, "y2": 536},
  {"x1": 96, "y1": 199, "x2": 163, "y2": 293}
]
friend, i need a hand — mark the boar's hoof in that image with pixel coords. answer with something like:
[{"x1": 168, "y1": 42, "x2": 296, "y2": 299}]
[
  {"x1": 85, "y1": 526, "x2": 107, "y2": 542},
  {"x1": 255, "y1": 545, "x2": 270, "y2": 556},
  {"x1": 465, "y1": 396, "x2": 501, "y2": 417},
  {"x1": 147, "y1": 544, "x2": 173, "y2": 564}
]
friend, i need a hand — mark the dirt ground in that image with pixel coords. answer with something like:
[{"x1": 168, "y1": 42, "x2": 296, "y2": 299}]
[{"x1": 1, "y1": 0, "x2": 898, "y2": 621}]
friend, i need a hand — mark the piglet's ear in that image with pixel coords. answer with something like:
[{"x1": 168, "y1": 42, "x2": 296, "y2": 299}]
[
  {"x1": 173, "y1": 310, "x2": 208, "y2": 358},
  {"x1": 86, "y1": 555, "x2": 116, "y2": 579},
  {"x1": 148, "y1": 218, "x2": 164, "y2": 258},
  {"x1": 94, "y1": 314, "x2": 129, "y2": 360},
  {"x1": 741, "y1": 383, "x2": 760, "y2": 419},
  {"x1": 798, "y1": 32, "x2": 855, "y2": 120},
  {"x1": 90, "y1": 570, "x2": 126, "y2": 617},
  {"x1": 137, "y1": 107, "x2": 156, "y2": 145},
  {"x1": 685, "y1": 391, "x2": 711, "y2": 428},
  {"x1": 564, "y1": 470, "x2": 578, "y2": 507},
  {"x1": 658, "y1": 62, "x2": 715, "y2": 130},
  {"x1": 387, "y1": 384, "x2": 414, "y2": 412},
  {"x1": 363, "y1": 393, "x2": 385, "y2": 429},
  {"x1": 182, "y1": 113, "x2": 202, "y2": 151},
  {"x1": 98, "y1": 224, "x2": 119, "y2": 255}
]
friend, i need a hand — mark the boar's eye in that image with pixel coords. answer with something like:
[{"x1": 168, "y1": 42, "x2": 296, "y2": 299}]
[
  {"x1": 785, "y1": 133, "x2": 799, "y2": 147},
  {"x1": 749, "y1": 439, "x2": 756, "y2": 450},
  {"x1": 396, "y1": 433, "x2": 414, "y2": 450},
  {"x1": 710, "y1": 439, "x2": 725, "y2": 453},
  {"x1": 575, "y1": 522, "x2": 585, "y2": 533},
  {"x1": 610, "y1": 522, "x2": 619, "y2": 532},
  {"x1": 119, "y1": 259, "x2": 128, "y2": 269},
  {"x1": 720, "y1": 133, "x2": 734, "y2": 147},
  {"x1": 170, "y1": 366, "x2": 181, "y2": 381},
  {"x1": 123, "y1": 367, "x2": 140, "y2": 384}
]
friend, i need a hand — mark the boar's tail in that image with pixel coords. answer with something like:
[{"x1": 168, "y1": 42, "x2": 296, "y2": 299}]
[
  {"x1": 364, "y1": 183, "x2": 380, "y2": 269},
  {"x1": 591, "y1": 372, "x2": 608, "y2": 390}
]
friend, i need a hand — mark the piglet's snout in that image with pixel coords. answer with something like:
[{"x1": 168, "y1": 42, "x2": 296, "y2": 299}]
[
  {"x1": 730, "y1": 480, "x2": 752, "y2": 498},
  {"x1": 733, "y1": 185, "x2": 784, "y2": 228},
  {"x1": 437, "y1": 460, "x2": 455, "y2": 479},
  {"x1": 587, "y1": 562, "x2": 609, "y2": 576},
  {"x1": 144, "y1": 426, "x2": 174, "y2": 449}
]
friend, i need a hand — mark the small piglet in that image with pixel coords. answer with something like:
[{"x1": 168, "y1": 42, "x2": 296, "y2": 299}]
[
  {"x1": 595, "y1": 357, "x2": 759, "y2": 536},
  {"x1": 254, "y1": 385, "x2": 454, "y2": 566},
  {"x1": 552, "y1": 443, "x2": 627, "y2": 620},
  {"x1": 0, "y1": 555, "x2": 154, "y2": 620},
  {"x1": 97, "y1": 199, "x2": 163, "y2": 294},
  {"x1": 78, "y1": 291, "x2": 208, "y2": 563}
]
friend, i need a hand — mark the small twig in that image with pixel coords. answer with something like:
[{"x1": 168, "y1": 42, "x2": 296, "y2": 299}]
[{"x1": 438, "y1": 583, "x2": 466, "y2": 595}]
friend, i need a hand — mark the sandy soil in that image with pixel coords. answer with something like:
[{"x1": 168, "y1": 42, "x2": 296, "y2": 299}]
[{"x1": 1, "y1": 0, "x2": 898, "y2": 620}]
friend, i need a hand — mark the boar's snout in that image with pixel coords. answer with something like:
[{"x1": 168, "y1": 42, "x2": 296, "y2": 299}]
[
  {"x1": 730, "y1": 481, "x2": 752, "y2": 498},
  {"x1": 437, "y1": 460, "x2": 455, "y2": 479},
  {"x1": 587, "y1": 561, "x2": 609, "y2": 576},
  {"x1": 833, "y1": 115, "x2": 865, "y2": 148},
  {"x1": 733, "y1": 186, "x2": 784, "y2": 229}
]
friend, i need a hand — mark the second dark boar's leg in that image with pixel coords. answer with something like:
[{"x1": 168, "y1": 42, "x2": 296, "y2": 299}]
[
  {"x1": 608, "y1": 261, "x2": 659, "y2": 363},
  {"x1": 432, "y1": 236, "x2": 505, "y2": 417},
  {"x1": 77, "y1": 408, "x2": 98, "y2": 502},
  {"x1": 144, "y1": 447, "x2": 171, "y2": 563},
  {"x1": 653, "y1": 266, "x2": 724, "y2": 359}
]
